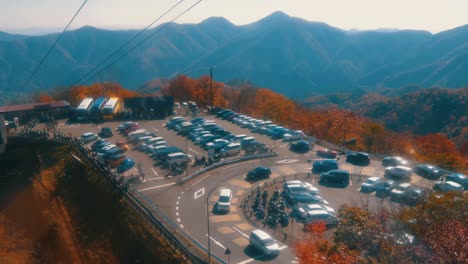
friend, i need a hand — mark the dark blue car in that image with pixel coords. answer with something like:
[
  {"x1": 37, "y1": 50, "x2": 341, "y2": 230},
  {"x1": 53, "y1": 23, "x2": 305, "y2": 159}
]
[{"x1": 117, "y1": 158, "x2": 135, "y2": 173}]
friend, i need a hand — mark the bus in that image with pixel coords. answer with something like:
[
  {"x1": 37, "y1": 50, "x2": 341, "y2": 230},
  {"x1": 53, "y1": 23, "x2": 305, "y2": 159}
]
[
  {"x1": 102, "y1": 97, "x2": 119, "y2": 120},
  {"x1": 89, "y1": 97, "x2": 107, "y2": 120},
  {"x1": 75, "y1": 97, "x2": 94, "y2": 121}
]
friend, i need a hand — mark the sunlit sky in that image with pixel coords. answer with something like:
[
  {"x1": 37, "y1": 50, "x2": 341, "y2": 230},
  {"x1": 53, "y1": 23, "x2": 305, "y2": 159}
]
[{"x1": 1, "y1": 0, "x2": 467, "y2": 35}]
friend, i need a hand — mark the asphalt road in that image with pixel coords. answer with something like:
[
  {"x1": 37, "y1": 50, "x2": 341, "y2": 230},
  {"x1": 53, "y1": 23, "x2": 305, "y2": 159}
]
[{"x1": 49, "y1": 111, "x2": 440, "y2": 264}]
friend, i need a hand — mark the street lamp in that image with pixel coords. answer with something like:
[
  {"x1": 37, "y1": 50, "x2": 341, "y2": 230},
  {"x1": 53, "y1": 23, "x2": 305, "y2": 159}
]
[{"x1": 206, "y1": 184, "x2": 222, "y2": 263}]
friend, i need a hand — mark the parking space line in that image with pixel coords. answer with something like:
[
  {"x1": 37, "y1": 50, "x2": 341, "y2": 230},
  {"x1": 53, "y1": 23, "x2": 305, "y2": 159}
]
[
  {"x1": 147, "y1": 177, "x2": 164, "y2": 181},
  {"x1": 138, "y1": 182, "x2": 176, "y2": 191},
  {"x1": 188, "y1": 148, "x2": 200, "y2": 154},
  {"x1": 206, "y1": 234, "x2": 227, "y2": 250},
  {"x1": 152, "y1": 127, "x2": 158, "y2": 132},
  {"x1": 232, "y1": 226, "x2": 249, "y2": 239},
  {"x1": 151, "y1": 168, "x2": 158, "y2": 176},
  {"x1": 180, "y1": 224, "x2": 184, "y2": 229}
]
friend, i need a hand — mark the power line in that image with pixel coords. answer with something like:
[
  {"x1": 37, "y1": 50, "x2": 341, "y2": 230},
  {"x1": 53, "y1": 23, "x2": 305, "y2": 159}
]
[
  {"x1": 77, "y1": 0, "x2": 203, "y2": 86},
  {"x1": 23, "y1": 0, "x2": 89, "y2": 89},
  {"x1": 73, "y1": 0, "x2": 186, "y2": 87}
]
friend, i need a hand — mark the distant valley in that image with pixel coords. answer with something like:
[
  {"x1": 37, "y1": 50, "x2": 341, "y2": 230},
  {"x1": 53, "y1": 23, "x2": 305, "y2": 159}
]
[{"x1": 0, "y1": 11, "x2": 467, "y2": 99}]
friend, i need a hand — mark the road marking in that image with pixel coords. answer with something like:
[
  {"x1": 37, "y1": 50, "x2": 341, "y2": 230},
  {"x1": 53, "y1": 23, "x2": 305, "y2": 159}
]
[
  {"x1": 178, "y1": 196, "x2": 181, "y2": 200},
  {"x1": 151, "y1": 168, "x2": 158, "y2": 176},
  {"x1": 176, "y1": 212, "x2": 179, "y2": 216},
  {"x1": 232, "y1": 226, "x2": 249, "y2": 239},
  {"x1": 177, "y1": 218, "x2": 181, "y2": 222},
  {"x1": 147, "y1": 177, "x2": 164, "y2": 181},
  {"x1": 280, "y1": 143, "x2": 289, "y2": 148},
  {"x1": 152, "y1": 127, "x2": 158, "y2": 132},
  {"x1": 138, "y1": 182, "x2": 176, "y2": 191},
  {"x1": 176, "y1": 201, "x2": 179, "y2": 205},
  {"x1": 181, "y1": 191, "x2": 184, "y2": 194},
  {"x1": 275, "y1": 159, "x2": 299, "y2": 164},
  {"x1": 190, "y1": 174, "x2": 211, "y2": 187},
  {"x1": 194, "y1": 188, "x2": 205, "y2": 199},
  {"x1": 188, "y1": 148, "x2": 200, "y2": 154},
  {"x1": 176, "y1": 206, "x2": 179, "y2": 210},
  {"x1": 236, "y1": 244, "x2": 289, "y2": 264},
  {"x1": 211, "y1": 214, "x2": 242, "y2": 223},
  {"x1": 205, "y1": 234, "x2": 227, "y2": 250},
  {"x1": 180, "y1": 224, "x2": 184, "y2": 229}
]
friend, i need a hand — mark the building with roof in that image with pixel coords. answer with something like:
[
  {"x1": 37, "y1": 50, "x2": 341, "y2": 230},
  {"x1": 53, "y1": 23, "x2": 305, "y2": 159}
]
[{"x1": 0, "y1": 100, "x2": 72, "y2": 125}]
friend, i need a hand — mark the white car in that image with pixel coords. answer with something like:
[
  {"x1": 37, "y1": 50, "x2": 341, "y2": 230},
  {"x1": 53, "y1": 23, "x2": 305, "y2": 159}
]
[
  {"x1": 305, "y1": 210, "x2": 338, "y2": 227},
  {"x1": 361, "y1": 177, "x2": 383, "y2": 193},
  {"x1": 249, "y1": 229, "x2": 280, "y2": 256},
  {"x1": 433, "y1": 181, "x2": 463, "y2": 193},
  {"x1": 81, "y1": 132, "x2": 98, "y2": 143},
  {"x1": 385, "y1": 166, "x2": 412, "y2": 180}
]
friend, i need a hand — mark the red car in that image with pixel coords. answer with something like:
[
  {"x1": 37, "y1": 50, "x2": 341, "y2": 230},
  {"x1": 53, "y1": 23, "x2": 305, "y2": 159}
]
[
  {"x1": 123, "y1": 124, "x2": 139, "y2": 135},
  {"x1": 316, "y1": 149, "x2": 338, "y2": 158}
]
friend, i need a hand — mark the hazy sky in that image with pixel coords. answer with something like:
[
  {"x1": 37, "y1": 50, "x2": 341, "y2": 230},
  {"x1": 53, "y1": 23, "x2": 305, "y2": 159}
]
[{"x1": 1, "y1": 0, "x2": 467, "y2": 35}]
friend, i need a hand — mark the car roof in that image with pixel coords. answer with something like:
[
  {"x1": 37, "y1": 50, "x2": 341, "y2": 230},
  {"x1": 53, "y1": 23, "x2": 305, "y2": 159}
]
[
  {"x1": 307, "y1": 210, "x2": 330, "y2": 216},
  {"x1": 251, "y1": 229, "x2": 272, "y2": 240}
]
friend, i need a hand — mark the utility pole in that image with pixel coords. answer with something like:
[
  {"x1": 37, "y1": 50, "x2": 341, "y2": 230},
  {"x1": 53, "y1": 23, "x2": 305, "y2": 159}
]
[
  {"x1": 209, "y1": 67, "x2": 214, "y2": 113},
  {"x1": 342, "y1": 111, "x2": 349, "y2": 153}
]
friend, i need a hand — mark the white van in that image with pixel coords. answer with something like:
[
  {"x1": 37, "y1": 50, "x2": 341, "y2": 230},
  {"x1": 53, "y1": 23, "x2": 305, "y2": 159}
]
[
  {"x1": 306, "y1": 210, "x2": 338, "y2": 227},
  {"x1": 220, "y1": 143, "x2": 241, "y2": 156},
  {"x1": 231, "y1": 134, "x2": 247, "y2": 143},
  {"x1": 249, "y1": 229, "x2": 280, "y2": 256},
  {"x1": 217, "y1": 188, "x2": 232, "y2": 212},
  {"x1": 81, "y1": 132, "x2": 98, "y2": 143},
  {"x1": 166, "y1": 152, "x2": 192, "y2": 165}
]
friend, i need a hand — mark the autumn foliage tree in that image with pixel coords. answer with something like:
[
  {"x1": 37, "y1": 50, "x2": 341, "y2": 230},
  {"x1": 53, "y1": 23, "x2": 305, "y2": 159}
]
[{"x1": 294, "y1": 222, "x2": 357, "y2": 264}]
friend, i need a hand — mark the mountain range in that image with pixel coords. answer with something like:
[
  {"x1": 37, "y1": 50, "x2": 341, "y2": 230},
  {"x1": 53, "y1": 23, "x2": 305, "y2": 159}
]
[{"x1": 0, "y1": 11, "x2": 467, "y2": 99}]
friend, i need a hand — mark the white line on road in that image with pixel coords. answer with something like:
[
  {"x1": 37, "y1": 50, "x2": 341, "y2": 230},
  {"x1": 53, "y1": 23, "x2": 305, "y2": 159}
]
[
  {"x1": 188, "y1": 148, "x2": 200, "y2": 154},
  {"x1": 178, "y1": 196, "x2": 181, "y2": 200},
  {"x1": 180, "y1": 224, "x2": 184, "y2": 229},
  {"x1": 177, "y1": 218, "x2": 181, "y2": 222},
  {"x1": 194, "y1": 188, "x2": 205, "y2": 199},
  {"x1": 219, "y1": 160, "x2": 258, "y2": 172},
  {"x1": 176, "y1": 212, "x2": 179, "y2": 216},
  {"x1": 151, "y1": 168, "x2": 158, "y2": 176},
  {"x1": 232, "y1": 226, "x2": 249, "y2": 239},
  {"x1": 138, "y1": 182, "x2": 176, "y2": 191},
  {"x1": 176, "y1": 206, "x2": 179, "y2": 210},
  {"x1": 146, "y1": 177, "x2": 164, "y2": 181},
  {"x1": 152, "y1": 127, "x2": 158, "y2": 132},
  {"x1": 190, "y1": 174, "x2": 211, "y2": 187},
  {"x1": 236, "y1": 244, "x2": 288, "y2": 264},
  {"x1": 205, "y1": 234, "x2": 227, "y2": 250},
  {"x1": 176, "y1": 201, "x2": 179, "y2": 205}
]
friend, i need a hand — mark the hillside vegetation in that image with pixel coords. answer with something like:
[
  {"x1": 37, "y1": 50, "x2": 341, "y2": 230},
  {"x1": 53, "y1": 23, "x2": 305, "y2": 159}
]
[
  {"x1": 0, "y1": 138, "x2": 181, "y2": 263},
  {"x1": 0, "y1": 12, "x2": 467, "y2": 97}
]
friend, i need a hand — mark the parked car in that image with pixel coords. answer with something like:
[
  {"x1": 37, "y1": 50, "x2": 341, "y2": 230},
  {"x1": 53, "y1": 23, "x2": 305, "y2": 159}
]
[
  {"x1": 445, "y1": 173, "x2": 467, "y2": 190},
  {"x1": 305, "y1": 210, "x2": 338, "y2": 228},
  {"x1": 382, "y1": 156, "x2": 408, "y2": 167},
  {"x1": 433, "y1": 181, "x2": 463, "y2": 193},
  {"x1": 289, "y1": 140, "x2": 311, "y2": 153},
  {"x1": 346, "y1": 152, "x2": 371, "y2": 165},
  {"x1": 375, "y1": 180, "x2": 397, "y2": 197},
  {"x1": 108, "y1": 153, "x2": 126, "y2": 167},
  {"x1": 117, "y1": 122, "x2": 135, "y2": 132},
  {"x1": 91, "y1": 139, "x2": 110, "y2": 150},
  {"x1": 390, "y1": 183, "x2": 412, "y2": 202},
  {"x1": 320, "y1": 169, "x2": 350, "y2": 185},
  {"x1": 99, "y1": 127, "x2": 113, "y2": 138},
  {"x1": 220, "y1": 143, "x2": 241, "y2": 156},
  {"x1": 360, "y1": 177, "x2": 383, "y2": 193},
  {"x1": 249, "y1": 229, "x2": 280, "y2": 256},
  {"x1": 414, "y1": 164, "x2": 443, "y2": 180},
  {"x1": 117, "y1": 158, "x2": 135, "y2": 173},
  {"x1": 384, "y1": 166, "x2": 412, "y2": 181},
  {"x1": 246, "y1": 167, "x2": 271, "y2": 181},
  {"x1": 405, "y1": 187, "x2": 427, "y2": 206},
  {"x1": 312, "y1": 159, "x2": 338, "y2": 173},
  {"x1": 81, "y1": 132, "x2": 98, "y2": 143},
  {"x1": 316, "y1": 149, "x2": 338, "y2": 159}
]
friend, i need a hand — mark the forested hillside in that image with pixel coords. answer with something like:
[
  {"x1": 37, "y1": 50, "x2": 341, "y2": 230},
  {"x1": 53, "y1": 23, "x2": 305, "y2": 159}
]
[{"x1": 1, "y1": 12, "x2": 467, "y2": 98}]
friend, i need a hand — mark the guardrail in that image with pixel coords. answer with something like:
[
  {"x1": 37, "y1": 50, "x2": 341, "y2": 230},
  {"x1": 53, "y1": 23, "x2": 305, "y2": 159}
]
[{"x1": 179, "y1": 151, "x2": 278, "y2": 184}]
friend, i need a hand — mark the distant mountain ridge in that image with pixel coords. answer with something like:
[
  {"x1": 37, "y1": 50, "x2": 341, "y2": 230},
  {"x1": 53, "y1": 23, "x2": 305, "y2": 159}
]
[{"x1": 0, "y1": 11, "x2": 467, "y2": 98}]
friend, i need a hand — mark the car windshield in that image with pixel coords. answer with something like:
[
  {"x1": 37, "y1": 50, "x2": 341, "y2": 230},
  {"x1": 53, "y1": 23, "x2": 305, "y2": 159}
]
[
  {"x1": 219, "y1": 196, "x2": 230, "y2": 203},
  {"x1": 262, "y1": 238, "x2": 276, "y2": 246}
]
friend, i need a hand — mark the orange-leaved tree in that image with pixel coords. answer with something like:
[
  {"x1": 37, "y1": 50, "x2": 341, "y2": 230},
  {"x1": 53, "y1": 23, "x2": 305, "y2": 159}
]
[{"x1": 294, "y1": 222, "x2": 357, "y2": 264}]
